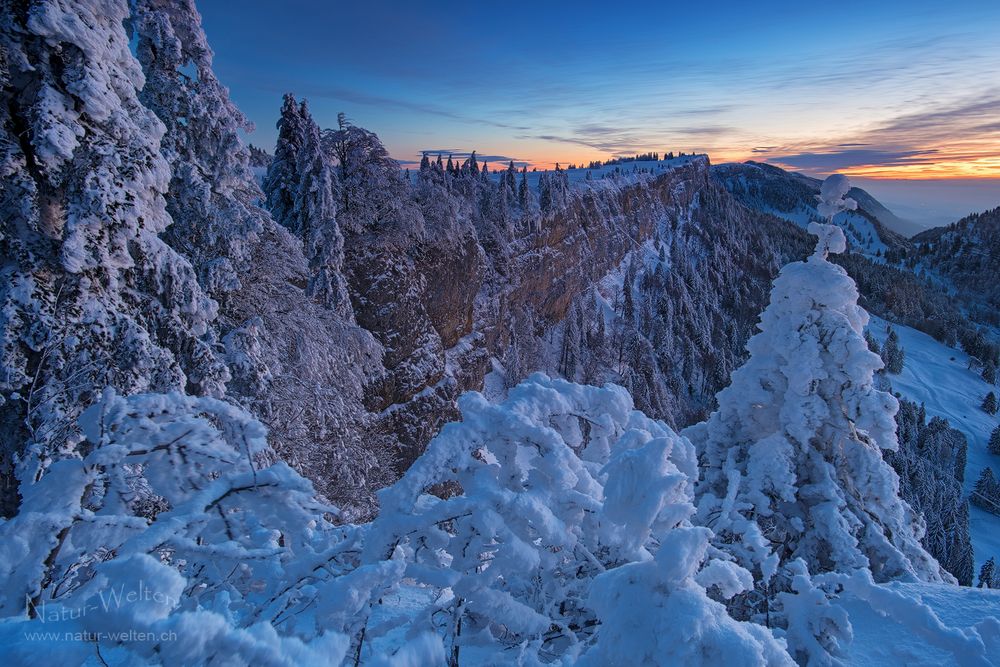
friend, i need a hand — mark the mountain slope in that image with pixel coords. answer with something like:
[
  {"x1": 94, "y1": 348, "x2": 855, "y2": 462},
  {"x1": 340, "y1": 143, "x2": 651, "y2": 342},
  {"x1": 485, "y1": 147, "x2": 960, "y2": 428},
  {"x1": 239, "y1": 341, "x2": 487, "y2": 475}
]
[
  {"x1": 868, "y1": 316, "x2": 1000, "y2": 571},
  {"x1": 714, "y1": 161, "x2": 911, "y2": 258},
  {"x1": 912, "y1": 207, "x2": 1000, "y2": 317}
]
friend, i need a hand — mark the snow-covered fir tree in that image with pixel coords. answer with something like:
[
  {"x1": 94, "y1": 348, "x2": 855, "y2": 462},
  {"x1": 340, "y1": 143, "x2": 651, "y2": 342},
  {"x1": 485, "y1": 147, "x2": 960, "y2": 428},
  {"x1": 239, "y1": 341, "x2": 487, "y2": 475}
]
[
  {"x1": 887, "y1": 400, "x2": 973, "y2": 584},
  {"x1": 971, "y1": 467, "x2": 1000, "y2": 515},
  {"x1": 989, "y1": 425, "x2": 1000, "y2": 456},
  {"x1": 882, "y1": 326, "x2": 905, "y2": 375},
  {"x1": 982, "y1": 391, "x2": 998, "y2": 415},
  {"x1": 263, "y1": 93, "x2": 309, "y2": 233},
  {"x1": 687, "y1": 177, "x2": 949, "y2": 621},
  {"x1": 292, "y1": 102, "x2": 352, "y2": 317},
  {"x1": 978, "y1": 557, "x2": 997, "y2": 589}
]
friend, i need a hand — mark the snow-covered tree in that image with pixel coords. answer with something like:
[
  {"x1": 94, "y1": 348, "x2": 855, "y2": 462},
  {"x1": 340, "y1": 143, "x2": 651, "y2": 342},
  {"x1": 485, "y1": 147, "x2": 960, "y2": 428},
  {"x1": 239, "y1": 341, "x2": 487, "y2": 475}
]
[
  {"x1": 323, "y1": 113, "x2": 417, "y2": 238},
  {"x1": 688, "y1": 176, "x2": 948, "y2": 606},
  {"x1": 982, "y1": 361, "x2": 997, "y2": 385},
  {"x1": 864, "y1": 330, "x2": 881, "y2": 355},
  {"x1": 559, "y1": 304, "x2": 582, "y2": 380},
  {"x1": 0, "y1": 0, "x2": 228, "y2": 515},
  {"x1": 292, "y1": 103, "x2": 352, "y2": 316},
  {"x1": 882, "y1": 326, "x2": 905, "y2": 375},
  {"x1": 518, "y1": 169, "x2": 538, "y2": 220},
  {"x1": 978, "y1": 557, "x2": 997, "y2": 589},
  {"x1": 982, "y1": 391, "x2": 998, "y2": 415},
  {"x1": 989, "y1": 425, "x2": 1000, "y2": 456},
  {"x1": 135, "y1": 0, "x2": 265, "y2": 298},
  {"x1": 538, "y1": 168, "x2": 570, "y2": 213},
  {"x1": 887, "y1": 401, "x2": 974, "y2": 584},
  {"x1": 971, "y1": 467, "x2": 1000, "y2": 515},
  {"x1": 133, "y1": 2, "x2": 383, "y2": 515},
  {"x1": 263, "y1": 93, "x2": 309, "y2": 232}
]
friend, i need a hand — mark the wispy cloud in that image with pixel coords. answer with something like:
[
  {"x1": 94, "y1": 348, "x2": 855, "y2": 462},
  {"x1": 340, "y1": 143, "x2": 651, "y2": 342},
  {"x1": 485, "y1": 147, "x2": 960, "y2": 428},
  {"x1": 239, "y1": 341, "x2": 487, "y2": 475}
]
[
  {"x1": 768, "y1": 149, "x2": 938, "y2": 171},
  {"x1": 865, "y1": 93, "x2": 1000, "y2": 144},
  {"x1": 760, "y1": 91, "x2": 1000, "y2": 178},
  {"x1": 257, "y1": 82, "x2": 532, "y2": 132},
  {"x1": 519, "y1": 123, "x2": 734, "y2": 156}
]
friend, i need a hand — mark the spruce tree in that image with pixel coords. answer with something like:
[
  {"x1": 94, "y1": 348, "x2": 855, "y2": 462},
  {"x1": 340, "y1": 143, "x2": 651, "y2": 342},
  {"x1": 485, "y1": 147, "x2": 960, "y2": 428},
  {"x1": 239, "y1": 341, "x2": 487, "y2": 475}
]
[
  {"x1": 864, "y1": 330, "x2": 881, "y2": 355},
  {"x1": 971, "y1": 467, "x2": 1000, "y2": 515},
  {"x1": 978, "y1": 557, "x2": 996, "y2": 589},
  {"x1": 518, "y1": 170, "x2": 535, "y2": 214},
  {"x1": 983, "y1": 361, "x2": 997, "y2": 385},
  {"x1": 989, "y1": 425, "x2": 1000, "y2": 456},
  {"x1": 292, "y1": 103, "x2": 352, "y2": 317},
  {"x1": 982, "y1": 391, "x2": 998, "y2": 415},
  {"x1": 882, "y1": 327, "x2": 905, "y2": 374},
  {"x1": 263, "y1": 93, "x2": 308, "y2": 231},
  {"x1": 559, "y1": 304, "x2": 581, "y2": 380}
]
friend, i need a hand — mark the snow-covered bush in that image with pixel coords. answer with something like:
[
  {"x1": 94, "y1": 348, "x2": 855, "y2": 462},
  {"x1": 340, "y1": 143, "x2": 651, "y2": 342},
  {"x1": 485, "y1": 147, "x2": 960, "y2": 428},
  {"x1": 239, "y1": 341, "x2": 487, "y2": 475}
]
[
  {"x1": 0, "y1": 389, "x2": 373, "y2": 665},
  {"x1": 578, "y1": 526, "x2": 794, "y2": 667},
  {"x1": 361, "y1": 373, "x2": 790, "y2": 665},
  {"x1": 5, "y1": 374, "x2": 995, "y2": 666}
]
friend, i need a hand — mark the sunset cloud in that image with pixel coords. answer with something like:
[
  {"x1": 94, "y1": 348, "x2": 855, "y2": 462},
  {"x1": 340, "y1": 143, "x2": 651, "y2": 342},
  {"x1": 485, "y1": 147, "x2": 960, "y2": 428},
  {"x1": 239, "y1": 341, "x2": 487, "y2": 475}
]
[{"x1": 759, "y1": 92, "x2": 1000, "y2": 179}]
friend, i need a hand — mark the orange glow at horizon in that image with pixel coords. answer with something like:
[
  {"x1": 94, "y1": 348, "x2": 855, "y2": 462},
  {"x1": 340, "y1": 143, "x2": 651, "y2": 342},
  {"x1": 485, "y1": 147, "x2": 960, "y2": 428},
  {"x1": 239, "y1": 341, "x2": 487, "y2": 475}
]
[{"x1": 515, "y1": 146, "x2": 1000, "y2": 181}]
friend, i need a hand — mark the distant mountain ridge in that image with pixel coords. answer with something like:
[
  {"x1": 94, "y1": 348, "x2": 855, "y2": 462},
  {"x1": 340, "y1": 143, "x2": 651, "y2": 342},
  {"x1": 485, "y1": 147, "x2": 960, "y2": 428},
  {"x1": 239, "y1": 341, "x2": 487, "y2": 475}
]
[{"x1": 713, "y1": 161, "x2": 913, "y2": 254}]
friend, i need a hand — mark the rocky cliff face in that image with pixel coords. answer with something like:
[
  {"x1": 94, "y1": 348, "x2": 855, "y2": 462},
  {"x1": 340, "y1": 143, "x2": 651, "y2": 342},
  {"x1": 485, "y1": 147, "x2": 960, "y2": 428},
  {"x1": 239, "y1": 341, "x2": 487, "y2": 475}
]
[
  {"x1": 333, "y1": 158, "x2": 722, "y2": 491},
  {"x1": 506, "y1": 162, "x2": 705, "y2": 325}
]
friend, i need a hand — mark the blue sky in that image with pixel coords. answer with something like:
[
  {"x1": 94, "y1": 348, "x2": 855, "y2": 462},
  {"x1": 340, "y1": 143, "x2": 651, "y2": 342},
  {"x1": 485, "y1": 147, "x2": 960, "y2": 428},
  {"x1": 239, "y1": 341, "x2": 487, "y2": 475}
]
[{"x1": 196, "y1": 0, "x2": 1000, "y2": 225}]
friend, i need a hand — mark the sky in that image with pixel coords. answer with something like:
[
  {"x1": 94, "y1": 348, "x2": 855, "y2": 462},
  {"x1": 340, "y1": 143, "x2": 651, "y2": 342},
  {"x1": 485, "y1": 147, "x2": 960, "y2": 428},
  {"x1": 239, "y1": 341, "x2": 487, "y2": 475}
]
[{"x1": 196, "y1": 0, "x2": 1000, "y2": 227}]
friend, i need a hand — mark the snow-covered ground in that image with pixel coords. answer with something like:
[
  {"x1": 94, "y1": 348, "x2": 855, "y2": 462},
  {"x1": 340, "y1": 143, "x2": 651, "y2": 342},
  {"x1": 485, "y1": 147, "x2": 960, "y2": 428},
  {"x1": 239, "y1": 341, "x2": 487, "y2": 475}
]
[
  {"x1": 868, "y1": 316, "x2": 1000, "y2": 569},
  {"x1": 486, "y1": 155, "x2": 705, "y2": 190},
  {"x1": 763, "y1": 204, "x2": 887, "y2": 259},
  {"x1": 842, "y1": 581, "x2": 1000, "y2": 665}
]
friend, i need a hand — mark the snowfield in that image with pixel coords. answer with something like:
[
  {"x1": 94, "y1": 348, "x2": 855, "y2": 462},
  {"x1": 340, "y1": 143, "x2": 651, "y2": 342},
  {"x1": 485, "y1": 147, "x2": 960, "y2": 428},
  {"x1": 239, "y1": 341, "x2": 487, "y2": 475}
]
[{"x1": 842, "y1": 582, "x2": 1000, "y2": 666}]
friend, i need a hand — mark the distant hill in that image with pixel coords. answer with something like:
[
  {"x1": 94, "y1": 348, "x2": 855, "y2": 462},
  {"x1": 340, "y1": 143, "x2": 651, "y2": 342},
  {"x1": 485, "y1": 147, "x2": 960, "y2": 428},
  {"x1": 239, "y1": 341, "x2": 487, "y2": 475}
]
[{"x1": 912, "y1": 207, "x2": 1000, "y2": 315}]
